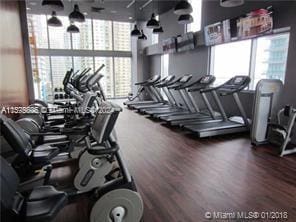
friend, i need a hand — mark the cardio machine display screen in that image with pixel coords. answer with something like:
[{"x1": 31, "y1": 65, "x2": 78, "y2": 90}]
[
  {"x1": 234, "y1": 77, "x2": 243, "y2": 84},
  {"x1": 201, "y1": 76, "x2": 210, "y2": 83}
]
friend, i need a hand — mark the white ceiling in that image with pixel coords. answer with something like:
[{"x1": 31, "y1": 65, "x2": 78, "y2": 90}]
[{"x1": 26, "y1": 0, "x2": 178, "y2": 22}]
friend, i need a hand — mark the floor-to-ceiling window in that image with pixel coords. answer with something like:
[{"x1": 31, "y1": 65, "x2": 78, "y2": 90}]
[
  {"x1": 210, "y1": 33, "x2": 290, "y2": 89},
  {"x1": 27, "y1": 13, "x2": 132, "y2": 101}
]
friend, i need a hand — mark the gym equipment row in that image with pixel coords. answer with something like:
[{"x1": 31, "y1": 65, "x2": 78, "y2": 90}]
[
  {"x1": 125, "y1": 74, "x2": 251, "y2": 138},
  {"x1": 0, "y1": 65, "x2": 144, "y2": 222},
  {"x1": 125, "y1": 76, "x2": 296, "y2": 157}
]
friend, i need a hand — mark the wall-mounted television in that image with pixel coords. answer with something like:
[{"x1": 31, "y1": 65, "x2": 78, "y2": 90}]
[
  {"x1": 204, "y1": 6, "x2": 273, "y2": 46},
  {"x1": 204, "y1": 20, "x2": 231, "y2": 46},
  {"x1": 177, "y1": 32, "x2": 195, "y2": 52},
  {"x1": 237, "y1": 8, "x2": 273, "y2": 39},
  {"x1": 162, "y1": 37, "x2": 177, "y2": 54}
]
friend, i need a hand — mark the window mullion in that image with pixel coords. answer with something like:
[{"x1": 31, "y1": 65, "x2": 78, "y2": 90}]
[
  {"x1": 249, "y1": 39, "x2": 257, "y2": 90},
  {"x1": 111, "y1": 22, "x2": 116, "y2": 98},
  {"x1": 46, "y1": 14, "x2": 54, "y2": 99}
]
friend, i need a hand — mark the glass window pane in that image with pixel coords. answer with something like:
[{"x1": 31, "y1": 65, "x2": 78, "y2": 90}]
[
  {"x1": 48, "y1": 16, "x2": 71, "y2": 49},
  {"x1": 51, "y1": 56, "x2": 73, "y2": 90},
  {"x1": 211, "y1": 40, "x2": 252, "y2": 86},
  {"x1": 73, "y1": 57, "x2": 94, "y2": 72},
  {"x1": 94, "y1": 57, "x2": 114, "y2": 98},
  {"x1": 187, "y1": 0, "x2": 202, "y2": 32},
  {"x1": 72, "y1": 19, "x2": 93, "y2": 50},
  {"x1": 93, "y1": 20, "x2": 113, "y2": 50},
  {"x1": 113, "y1": 22, "x2": 131, "y2": 51},
  {"x1": 252, "y1": 33, "x2": 290, "y2": 89},
  {"x1": 27, "y1": 14, "x2": 48, "y2": 48},
  {"x1": 31, "y1": 56, "x2": 52, "y2": 101},
  {"x1": 114, "y1": 57, "x2": 131, "y2": 97}
]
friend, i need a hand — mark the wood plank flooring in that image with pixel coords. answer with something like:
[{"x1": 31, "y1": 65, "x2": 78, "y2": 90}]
[{"x1": 54, "y1": 106, "x2": 296, "y2": 222}]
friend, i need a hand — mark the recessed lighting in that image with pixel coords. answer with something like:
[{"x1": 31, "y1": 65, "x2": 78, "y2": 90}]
[
  {"x1": 129, "y1": 17, "x2": 133, "y2": 20},
  {"x1": 83, "y1": 12, "x2": 88, "y2": 15},
  {"x1": 110, "y1": 10, "x2": 117, "y2": 13},
  {"x1": 27, "y1": 7, "x2": 31, "y2": 10}
]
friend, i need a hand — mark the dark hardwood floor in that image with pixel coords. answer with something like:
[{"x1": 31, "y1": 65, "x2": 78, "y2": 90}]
[{"x1": 54, "y1": 106, "x2": 296, "y2": 222}]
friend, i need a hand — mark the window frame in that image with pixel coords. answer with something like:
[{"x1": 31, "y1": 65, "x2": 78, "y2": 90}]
[
  {"x1": 209, "y1": 31, "x2": 290, "y2": 91},
  {"x1": 186, "y1": 0, "x2": 202, "y2": 33},
  {"x1": 27, "y1": 13, "x2": 133, "y2": 100}
]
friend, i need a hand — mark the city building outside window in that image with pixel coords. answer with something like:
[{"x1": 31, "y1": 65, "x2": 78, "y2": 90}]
[
  {"x1": 210, "y1": 33, "x2": 290, "y2": 89},
  {"x1": 27, "y1": 13, "x2": 132, "y2": 101}
]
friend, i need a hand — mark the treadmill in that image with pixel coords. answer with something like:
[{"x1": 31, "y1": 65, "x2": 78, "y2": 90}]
[
  {"x1": 133, "y1": 76, "x2": 175, "y2": 111},
  {"x1": 124, "y1": 75, "x2": 161, "y2": 108},
  {"x1": 137, "y1": 75, "x2": 181, "y2": 113},
  {"x1": 134, "y1": 75, "x2": 177, "y2": 111},
  {"x1": 160, "y1": 75, "x2": 222, "y2": 125},
  {"x1": 184, "y1": 76, "x2": 251, "y2": 138},
  {"x1": 147, "y1": 75, "x2": 195, "y2": 118}
]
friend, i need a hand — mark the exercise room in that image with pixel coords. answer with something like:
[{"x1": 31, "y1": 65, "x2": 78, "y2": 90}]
[{"x1": 1, "y1": 0, "x2": 296, "y2": 221}]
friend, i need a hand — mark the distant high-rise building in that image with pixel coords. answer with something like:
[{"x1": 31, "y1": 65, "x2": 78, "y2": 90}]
[
  {"x1": 264, "y1": 35, "x2": 289, "y2": 82},
  {"x1": 27, "y1": 12, "x2": 132, "y2": 100}
]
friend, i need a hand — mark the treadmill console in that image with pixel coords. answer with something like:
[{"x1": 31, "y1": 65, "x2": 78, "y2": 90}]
[
  {"x1": 233, "y1": 77, "x2": 244, "y2": 84},
  {"x1": 219, "y1": 76, "x2": 250, "y2": 93},
  {"x1": 180, "y1": 75, "x2": 192, "y2": 83},
  {"x1": 200, "y1": 75, "x2": 215, "y2": 84}
]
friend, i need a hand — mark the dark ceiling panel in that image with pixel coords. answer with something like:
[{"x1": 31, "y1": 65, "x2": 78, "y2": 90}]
[{"x1": 26, "y1": 0, "x2": 178, "y2": 22}]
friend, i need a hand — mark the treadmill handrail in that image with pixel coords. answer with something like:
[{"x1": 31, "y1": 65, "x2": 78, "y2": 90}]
[
  {"x1": 134, "y1": 75, "x2": 160, "y2": 86},
  {"x1": 175, "y1": 75, "x2": 216, "y2": 90},
  {"x1": 155, "y1": 76, "x2": 176, "y2": 88},
  {"x1": 167, "y1": 75, "x2": 193, "y2": 89},
  {"x1": 218, "y1": 79, "x2": 251, "y2": 96},
  {"x1": 200, "y1": 76, "x2": 250, "y2": 94},
  {"x1": 188, "y1": 85, "x2": 208, "y2": 92}
]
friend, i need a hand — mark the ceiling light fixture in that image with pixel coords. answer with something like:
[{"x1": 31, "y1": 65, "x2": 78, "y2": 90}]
[
  {"x1": 153, "y1": 26, "x2": 164, "y2": 33},
  {"x1": 126, "y1": 0, "x2": 136, "y2": 8},
  {"x1": 138, "y1": 30, "x2": 147, "y2": 40},
  {"x1": 41, "y1": 0, "x2": 64, "y2": 11},
  {"x1": 47, "y1": 11, "x2": 62, "y2": 27},
  {"x1": 139, "y1": 0, "x2": 153, "y2": 10},
  {"x1": 178, "y1": 14, "x2": 193, "y2": 24},
  {"x1": 174, "y1": 0, "x2": 193, "y2": 15},
  {"x1": 131, "y1": 24, "x2": 141, "y2": 36},
  {"x1": 69, "y1": 4, "x2": 85, "y2": 23},
  {"x1": 67, "y1": 22, "x2": 80, "y2": 33},
  {"x1": 146, "y1": 13, "x2": 159, "y2": 29},
  {"x1": 220, "y1": 0, "x2": 244, "y2": 7}
]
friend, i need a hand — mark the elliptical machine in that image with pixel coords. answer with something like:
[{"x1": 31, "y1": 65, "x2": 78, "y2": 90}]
[{"x1": 0, "y1": 101, "x2": 144, "y2": 222}]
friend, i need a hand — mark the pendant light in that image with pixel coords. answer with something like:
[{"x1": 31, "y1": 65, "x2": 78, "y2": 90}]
[
  {"x1": 178, "y1": 14, "x2": 193, "y2": 24},
  {"x1": 42, "y1": 0, "x2": 64, "y2": 11},
  {"x1": 131, "y1": 25, "x2": 141, "y2": 36},
  {"x1": 47, "y1": 11, "x2": 62, "y2": 27},
  {"x1": 138, "y1": 30, "x2": 147, "y2": 40},
  {"x1": 146, "y1": 13, "x2": 159, "y2": 29},
  {"x1": 174, "y1": 1, "x2": 193, "y2": 15},
  {"x1": 153, "y1": 26, "x2": 164, "y2": 33},
  {"x1": 152, "y1": 1, "x2": 163, "y2": 33},
  {"x1": 67, "y1": 22, "x2": 80, "y2": 33},
  {"x1": 130, "y1": 0, "x2": 141, "y2": 36},
  {"x1": 69, "y1": 4, "x2": 85, "y2": 23}
]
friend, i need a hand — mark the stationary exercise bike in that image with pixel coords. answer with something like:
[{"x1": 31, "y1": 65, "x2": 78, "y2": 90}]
[{"x1": 0, "y1": 102, "x2": 144, "y2": 222}]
